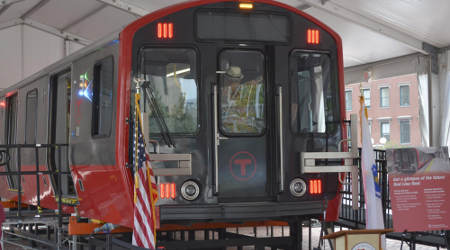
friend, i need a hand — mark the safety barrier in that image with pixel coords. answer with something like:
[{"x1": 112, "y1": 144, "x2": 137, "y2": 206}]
[{"x1": 0, "y1": 143, "x2": 73, "y2": 249}]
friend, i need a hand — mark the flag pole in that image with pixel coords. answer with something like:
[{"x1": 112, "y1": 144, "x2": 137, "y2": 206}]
[{"x1": 134, "y1": 93, "x2": 140, "y2": 205}]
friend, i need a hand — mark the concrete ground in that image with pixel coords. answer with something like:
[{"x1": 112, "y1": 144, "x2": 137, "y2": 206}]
[
  {"x1": 1, "y1": 226, "x2": 446, "y2": 249},
  {"x1": 224, "y1": 226, "x2": 446, "y2": 250}
]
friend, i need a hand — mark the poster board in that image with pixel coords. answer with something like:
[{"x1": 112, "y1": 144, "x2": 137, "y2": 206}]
[{"x1": 386, "y1": 147, "x2": 450, "y2": 232}]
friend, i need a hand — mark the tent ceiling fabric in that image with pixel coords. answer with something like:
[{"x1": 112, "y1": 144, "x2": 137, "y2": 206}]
[
  {"x1": 304, "y1": 7, "x2": 417, "y2": 67},
  {"x1": 0, "y1": 0, "x2": 39, "y2": 23},
  {"x1": 27, "y1": 0, "x2": 104, "y2": 30},
  {"x1": 0, "y1": 0, "x2": 449, "y2": 67},
  {"x1": 332, "y1": 0, "x2": 450, "y2": 48},
  {"x1": 64, "y1": 6, "x2": 136, "y2": 41}
]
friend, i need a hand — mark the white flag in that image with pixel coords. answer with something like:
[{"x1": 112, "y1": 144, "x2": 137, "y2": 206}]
[{"x1": 360, "y1": 98, "x2": 386, "y2": 248}]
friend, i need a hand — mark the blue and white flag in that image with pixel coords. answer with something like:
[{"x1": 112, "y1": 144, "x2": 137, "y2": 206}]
[{"x1": 360, "y1": 97, "x2": 386, "y2": 248}]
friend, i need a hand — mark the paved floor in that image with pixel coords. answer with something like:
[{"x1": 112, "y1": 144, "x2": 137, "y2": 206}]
[
  {"x1": 226, "y1": 226, "x2": 446, "y2": 250},
  {"x1": 1, "y1": 226, "x2": 447, "y2": 249}
]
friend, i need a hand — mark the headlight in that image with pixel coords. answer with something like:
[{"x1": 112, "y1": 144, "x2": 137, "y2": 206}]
[
  {"x1": 181, "y1": 180, "x2": 200, "y2": 201},
  {"x1": 289, "y1": 178, "x2": 306, "y2": 197}
]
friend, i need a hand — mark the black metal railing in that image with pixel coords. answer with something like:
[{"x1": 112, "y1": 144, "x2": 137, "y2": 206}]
[{"x1": 0, "y1": 143, "x2": 72, "y2": 228}]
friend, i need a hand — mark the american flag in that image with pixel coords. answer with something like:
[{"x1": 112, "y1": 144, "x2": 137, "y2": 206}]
[{"x1": 132, "y1": 97, "x2": 158, "y2": 249}]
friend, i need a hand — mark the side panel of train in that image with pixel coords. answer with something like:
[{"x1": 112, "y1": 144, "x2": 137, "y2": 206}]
[
  {"x1": 68, "y1": 42, "x2": 134, "y2": 225},
  {"x1": 0, "y1": 41, "x2": 133, "y2": 225},
  {"x1": 122, "y1": 0, "x2": 345, "y2": 224},
  {"x1": 0, "y1": 76, "x2": 59, "y2": 210}
]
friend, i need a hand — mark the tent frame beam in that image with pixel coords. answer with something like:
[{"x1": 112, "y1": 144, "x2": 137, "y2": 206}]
[{"x1": 96, "y1": 0, "x2": 147, "y2": 17}]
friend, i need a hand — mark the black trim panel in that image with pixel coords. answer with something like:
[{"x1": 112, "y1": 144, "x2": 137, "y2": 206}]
[{"x1": 160, "y1": 201, "x2": 325, "y2": 221}]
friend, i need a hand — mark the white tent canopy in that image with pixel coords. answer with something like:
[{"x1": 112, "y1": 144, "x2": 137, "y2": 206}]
[{"x1": 0, "y1": 0, "x2": 449, "y2": 149}]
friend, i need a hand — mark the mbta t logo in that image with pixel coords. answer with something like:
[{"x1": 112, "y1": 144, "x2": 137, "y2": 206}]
[{"x1": 229, "y1": 151, "x2": 257, "y2": 181}]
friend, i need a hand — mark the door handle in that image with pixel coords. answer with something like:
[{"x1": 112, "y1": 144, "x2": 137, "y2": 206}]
[
  {"x1": 277, "y1": 86, "x2": 284, "y2": 192},
  {"x1": 213, "y1": 85, "x2": 219, "y2": 194}
]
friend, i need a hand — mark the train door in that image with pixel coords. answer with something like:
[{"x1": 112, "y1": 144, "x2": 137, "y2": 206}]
[
  {"x1": 5, "y1": 94, "x2": 18, "y2": 189},
  {"x1": 49, "y1": 71, "x2": 76, "y2": 197},
  {"x1": 214, "y1": 49, "x2": 273, "y2": 201}
]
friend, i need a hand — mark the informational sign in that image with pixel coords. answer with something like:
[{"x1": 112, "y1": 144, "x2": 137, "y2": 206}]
[{"x1": 386, "y1": 147, "x2": 450, "y2": 232}]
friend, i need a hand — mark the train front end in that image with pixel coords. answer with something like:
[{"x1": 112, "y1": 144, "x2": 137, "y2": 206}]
[{"x1": 119, "y1": 0, "x2": 346, "y2": 224}]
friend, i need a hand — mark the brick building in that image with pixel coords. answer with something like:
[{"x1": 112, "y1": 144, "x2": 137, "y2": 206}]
[{"x1": 345, "y1": 73, "x2": 421, "y2": 148}]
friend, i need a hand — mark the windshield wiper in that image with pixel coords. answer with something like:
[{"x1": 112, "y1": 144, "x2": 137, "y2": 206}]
[{"x1": 141, "y1": 80, "x2": 176, "y2": 148}]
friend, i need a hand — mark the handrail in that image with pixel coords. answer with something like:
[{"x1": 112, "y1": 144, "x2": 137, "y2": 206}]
[
  {"x1": 0, "y1": 143, "x2": 73, "y2": 223},
  {"x1": 213, "y1": 85, "x2": 219, "y2": 194},
  {"x1": 277, "y1": 86, "x2": 284, "y2": 192}
]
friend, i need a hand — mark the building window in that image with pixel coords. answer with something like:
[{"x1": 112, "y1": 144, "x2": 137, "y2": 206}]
[
  {"x1": 25, "y1": 89, "x2": 38, "y2": 143},
  {"x1": 92, "y1": 56, "x2": 114, "y2": 137},
  {"x1": 362, "y1": 88, "x2": 370, "y2": 108},
  {"x1": 380, "y1": 87, "x2": 389, "y2": 107},
  {"x1": 345, "y1": 90, "x2": 352, "y2": 111},
  {"x1": 368, "y1": 120, "x2": 372, "y2": 134},
  {"x1": 400, "y1": 119, "x2": 411, "y2": 144},
  {"x1": 380, "y1": 121, "x2": 390, "y2": 142},
  {"x1": 400, "y1": 85, "x2": 410, "y2": 106},
  {"x1": 346, "y1": 123, "x2": 352, "y2": 149}
]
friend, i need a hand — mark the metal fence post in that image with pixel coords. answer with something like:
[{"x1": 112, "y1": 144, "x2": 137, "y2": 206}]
[
  {"x1": 35, "y1": 145, "x2": 41, "y2": 211},
  {"x1": 17, "y1": 146, "x2": 22, "y2": 218},
  {"x1": 57, "y1": 145, "x2": 62, "y2": 250}
]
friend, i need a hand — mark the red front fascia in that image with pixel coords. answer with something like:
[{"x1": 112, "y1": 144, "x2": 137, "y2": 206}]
[
  {"x1": 71, "y1": 165, "x2": 131, "y2": 225},
  {"x1": 117, "y1": 0, "x2": 346, "y2": 225}
]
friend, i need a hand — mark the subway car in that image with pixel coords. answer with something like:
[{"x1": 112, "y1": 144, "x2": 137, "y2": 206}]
[{"x1": 0, "y1": 0, "x2": 346, "y2": 228}]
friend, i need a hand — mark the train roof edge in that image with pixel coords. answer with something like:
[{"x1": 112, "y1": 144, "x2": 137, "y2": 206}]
[{"x1": 121, "y1": 0, "x2": 343, "y2": 49}]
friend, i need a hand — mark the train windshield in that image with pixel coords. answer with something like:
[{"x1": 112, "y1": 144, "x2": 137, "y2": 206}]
[
  {"x1": 139, "y1": 48, "x2": 198, "y2": 136},
  {"x1": 290, "y1": 51, "x2": 335, "y2": 133}
]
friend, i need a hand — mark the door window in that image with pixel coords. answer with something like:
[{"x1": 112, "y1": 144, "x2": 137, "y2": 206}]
[{"x1": 219, "y1": 50, "x2": 265, "y2": 135}]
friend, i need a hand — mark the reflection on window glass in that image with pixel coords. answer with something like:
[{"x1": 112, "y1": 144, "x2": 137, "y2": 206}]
[
  {"x1": 140, "y1": 48, "x2": 198, "y2": 134},
  {"x1": 219, "y1": 50, "x2": 265, "y2": 135},
  {"x1": 290, "y1": 52, "x2": 335, "y2": 133}
]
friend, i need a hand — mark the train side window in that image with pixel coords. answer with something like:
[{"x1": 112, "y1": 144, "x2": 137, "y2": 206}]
[
  {"x1": 92, "y1": 56, "x2": 114, "y2": 137},
  {"x1": 290, "y1": 51, "x2": 336, "y2": 133},
  {"x1": 139, "y1": 48, "x2": 198, "y2": 135},
  {"x1": 25, "y1": 89, "x2": 38, "y2": 144},
  {"x1": 5, "y1": 93, "x2": 18, "y2": 189}
]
